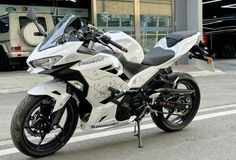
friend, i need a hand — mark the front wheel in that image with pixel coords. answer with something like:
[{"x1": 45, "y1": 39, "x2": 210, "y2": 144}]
[
  {"x1": 151, "y1": 73, "x2": 200, "y2": 132},
  {"x1": 11, "y1": 95, "x2": 79, "y2": 157}
]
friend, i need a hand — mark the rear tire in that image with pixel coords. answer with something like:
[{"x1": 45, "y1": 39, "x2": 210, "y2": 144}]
[
  {"x1": 11, "y1": 95, "x2": 79, "y2": 157},
  {"x1": 151, "y1": 73, "x2": 200, "y2": 132}
]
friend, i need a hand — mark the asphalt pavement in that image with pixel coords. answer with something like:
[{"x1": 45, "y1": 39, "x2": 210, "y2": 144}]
[{"x1": 0, "y1": 61, "x2": 236, "y2": 160}]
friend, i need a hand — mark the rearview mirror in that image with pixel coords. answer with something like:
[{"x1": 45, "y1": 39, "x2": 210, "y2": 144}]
[
  {"x1": 27, "y1": 9, "x2": 38, "y2": 21},
  {"x1": 27, "y1": 9, "x2": 47, "y2": 37}
]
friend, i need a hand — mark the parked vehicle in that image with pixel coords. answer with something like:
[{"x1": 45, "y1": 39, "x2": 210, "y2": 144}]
[
  {"x1": 203, "y1": 17, "x2": 236, "y2": 58},
  {"x1": 205, "y1": 30, "x2": 236, "y2": 58},
  {"x1": 0, "y1": 11, "x2": 54, "y2": 69},
  {"x1": 11, "y1": 9, "x2": 212, "y2": 157}
]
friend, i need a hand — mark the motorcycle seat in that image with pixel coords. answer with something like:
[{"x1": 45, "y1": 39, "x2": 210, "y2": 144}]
[
  {"x1": 166, "y1": 31, "x2": 197, "y2": 47},
  {"x1": 142, "y1": 47, "x2": 175, "y2": 66},
  {"x1": 123, "y1": 61, "x2": 149, "y2": 79},
  {"x1": 118, "y1": 54, "x2": 149, "y2": 79}
]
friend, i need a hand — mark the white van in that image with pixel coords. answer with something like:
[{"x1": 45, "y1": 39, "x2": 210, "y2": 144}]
[{"x1": 0, "y1": 11, "x2": 54, "y2": 69}]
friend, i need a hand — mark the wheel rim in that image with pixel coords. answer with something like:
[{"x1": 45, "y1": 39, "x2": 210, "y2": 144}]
[
  {"x1": 162, "y1": 80, "x2": 196, "y2": 126},
  {"x1": 22, "y1": 97, "x2": 75, "y2": 152}
]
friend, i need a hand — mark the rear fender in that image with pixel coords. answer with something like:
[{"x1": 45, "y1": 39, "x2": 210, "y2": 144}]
[{"x1": 28, "y1": 80, "x2": 71, "y2": 112}]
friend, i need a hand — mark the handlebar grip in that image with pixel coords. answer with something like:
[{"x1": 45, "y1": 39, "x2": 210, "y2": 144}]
[
  {"x1": 109, "y1": 39, "x2": 128, "y2": 53},
  {"x1": 101, "y1": 35, "x2": 128, "y2": 53}
]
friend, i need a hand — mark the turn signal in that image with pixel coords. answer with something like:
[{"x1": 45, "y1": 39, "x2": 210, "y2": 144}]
[{"x1": 207, "y1": 57, "x2": 212, "y2": 64}]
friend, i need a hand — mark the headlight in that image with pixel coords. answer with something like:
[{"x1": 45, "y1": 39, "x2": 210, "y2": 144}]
[{"x1": 31, "y1": 56, "x2": 62, "y2": 69}]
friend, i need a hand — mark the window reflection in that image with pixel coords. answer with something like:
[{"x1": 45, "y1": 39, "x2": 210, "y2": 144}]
[
  {"x1": 96, "y1": 0, "x2": 173, "y2": 51},
  {"x1": 140, "y1": 0, "x2": 173, "y2": 52},
  {"x1": 97, "y1": 0, "x2": 134, "y2": 37}
]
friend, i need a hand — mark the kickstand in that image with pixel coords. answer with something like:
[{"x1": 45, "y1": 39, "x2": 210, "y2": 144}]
[{"x1": 134, "y1": 119, "x2": 143, "y2": 148}]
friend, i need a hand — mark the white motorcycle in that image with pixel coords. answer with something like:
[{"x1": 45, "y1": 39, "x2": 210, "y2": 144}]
[{"x1": 11, "y1": 9, "x2": 212, "y2": 157}]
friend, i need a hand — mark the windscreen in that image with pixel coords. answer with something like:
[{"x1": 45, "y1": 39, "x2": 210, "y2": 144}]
[{"x1": 39, "y1": 14, "x2": 81, "y2": 51}]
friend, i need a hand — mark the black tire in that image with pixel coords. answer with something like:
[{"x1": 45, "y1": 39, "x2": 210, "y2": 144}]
[
  {"x1": 11, "y1": 95, "x2": 79, "y2": 157},
  {"x1": 221, "y1": 44, "x2": 235, "y2": 58},
  {"x1": 0, "y1": 47, "x2": 10, "y2": 71},
  {"x1": 151, "y1": 72, "x2": 200, "y2": 132}
]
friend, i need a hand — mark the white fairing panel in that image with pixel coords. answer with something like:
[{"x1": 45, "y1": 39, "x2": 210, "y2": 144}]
[
  {"x1": 71, "y1": 53, "x2": 129, "y2": 106},
  {"x1": 128, "y1": 66, "x2": 160, "y2": 88},
  {"x1": 129, "y1": 32, "x2": 201, "y2": 88},
  {"x1": 28, "y1": 80, "x2": 71, "y2": 112},
  {"x1": 154, "y1": 32, "x2": 201, "y2": 68},
  {"x1": 27, "y1": 42, "x2": 83, "y2": 63},
  {"x1": 105, "y1": 31, "x2": 144, "y2": 63},
  {"x1": 70, "y1": 53, "x2": 130, "y2": 130},
  {"x1": 71, "y1": 53, "x2": 123, "y2": 75}
]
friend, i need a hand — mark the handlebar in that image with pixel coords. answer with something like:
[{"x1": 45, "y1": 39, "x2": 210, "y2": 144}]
[
  {"x1": 108, "y1": 39, "x2": 128, "y2": 53},
  {"x1": 101, "y1": 35, "x2": 128, "y2": 53},
  {"x1": 82, "y1": 24, "x2": 128, "y2": 53}
]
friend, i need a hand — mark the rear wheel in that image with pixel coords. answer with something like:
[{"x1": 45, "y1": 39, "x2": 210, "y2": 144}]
[
  {"x1": 11, "y1": 95, "x2": 78, "y2": 157},
  {"x1": 151, "y1": 73, "x2": 200, "y2": 132}
]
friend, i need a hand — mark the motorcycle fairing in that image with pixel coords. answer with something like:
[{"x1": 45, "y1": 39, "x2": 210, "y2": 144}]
[
  {"x1": 26, "y1": 16, "x2": 202, "y2": 131},
  {"x1": 28, "y1": 80, "x2": 71, "y2": 112},
  {"x1": 128, "y1": 32, "x2": 201, "y2": 88}
]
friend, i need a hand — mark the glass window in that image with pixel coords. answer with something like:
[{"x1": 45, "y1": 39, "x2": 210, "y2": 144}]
[
  {"x1": 0, "y1": 17, "x2": 9, "y2": 33},
  {"x1": 108, "y1": 17, "x2": 119, "y2": 27},
  {"x1": 159, "y1": 16, "x2": 172, "y2": 27},
  {"x1": 140, "y1": 0, "x2": 173, "y2": 51},
  {"x1": 97, "y1": 0, "x2": 134, "y2": 37},
  {"x1": 97, "y1": 14, "x2": 107, "y2": 27},
  {"x1": 121, "y1": 15, "x2": 133, "y2": 27},
  {"x1": 95, "y1": 0, "x2": 174, "y2": 52},
  {"x1": 147, "y1": 16, "x2": 157, "y2": 27}
]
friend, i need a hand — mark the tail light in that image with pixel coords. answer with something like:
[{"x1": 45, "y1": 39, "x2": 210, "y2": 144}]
[
  {"x1": 202, "y1": 32, "x2": 208, "y2": 46},
  {"x1": 11, "y1": 46, "x2": 22, "y2": 51}
]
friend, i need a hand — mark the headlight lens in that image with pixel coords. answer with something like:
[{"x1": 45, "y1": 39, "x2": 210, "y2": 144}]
[{"x1": 31, "y1": 56, "x2": 62, "y2": 69}]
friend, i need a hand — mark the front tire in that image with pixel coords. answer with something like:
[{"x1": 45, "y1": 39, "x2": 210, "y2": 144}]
[
  {"x1": 11, "y1": 95, "x2": 78, "y2": 157},
  {"x1": 151, "y1": 73, "x2": 200, "y2": 132}
]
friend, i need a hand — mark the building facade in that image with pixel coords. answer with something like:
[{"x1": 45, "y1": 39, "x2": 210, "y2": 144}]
[
  {"x1": 0, "y1": 0, "x2": 203, "y2": 61},
  {"x1": 92, "y1": 0, "x2": 173, "y2": 51},
  {"x1": 91, "y1": 0, "x2": 202, "y2": 52}
]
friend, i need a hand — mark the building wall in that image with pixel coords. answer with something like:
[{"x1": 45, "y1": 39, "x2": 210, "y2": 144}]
[
  {"x1": 187, "y1": 0, "x2": 202, "y2": 32},
  {"x1": 175, "y1": 0, "x2": 202, "y2": 32},
  {"x1": 175, "y1": 0, "x2": 203, "y2": 64},
  {"x1": 175, "y1": 0, "x2": 187, "y2": 31}
]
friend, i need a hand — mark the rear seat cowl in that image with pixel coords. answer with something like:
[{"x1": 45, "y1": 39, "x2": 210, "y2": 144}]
[{"x1": 166, "y1": 31, "x2": 197, "y2": 48}]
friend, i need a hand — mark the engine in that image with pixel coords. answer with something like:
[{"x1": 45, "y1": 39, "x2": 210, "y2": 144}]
[{"x1": 115, "y1": 93, "x2": 145, "y2": 121}]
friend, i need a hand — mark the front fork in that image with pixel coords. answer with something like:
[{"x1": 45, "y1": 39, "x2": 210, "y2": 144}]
[{"x1": 28, "y1": 80, "x2": 74, "y2": 129}]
